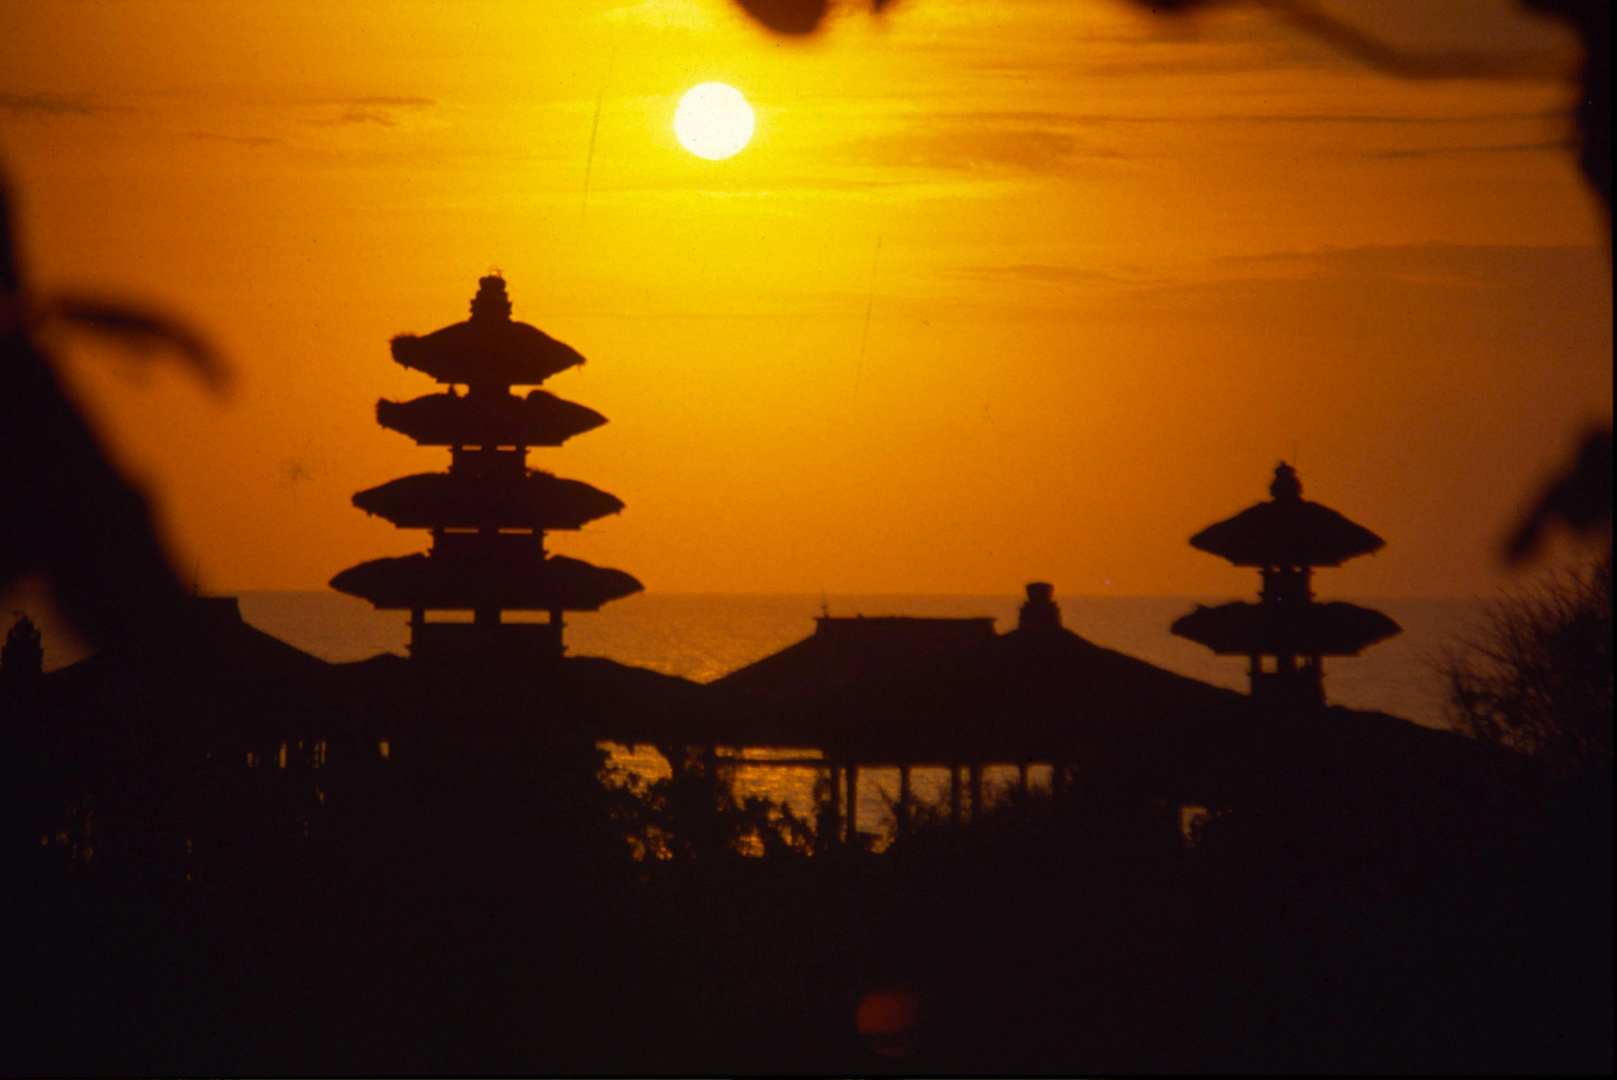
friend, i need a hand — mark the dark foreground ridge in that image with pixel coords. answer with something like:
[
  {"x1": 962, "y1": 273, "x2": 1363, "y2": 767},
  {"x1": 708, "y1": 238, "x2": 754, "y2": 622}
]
[{"x1": 0, "y1": 590, "x2": 1608, "y2": 1075}]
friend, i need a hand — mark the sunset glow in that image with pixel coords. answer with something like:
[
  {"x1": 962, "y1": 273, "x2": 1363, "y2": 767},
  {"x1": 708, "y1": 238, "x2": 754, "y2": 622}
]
[
  {"x1": 1, "y1": 3, "x2": 1609, "y2": 1071},
  {"x1": 0, "y1": 0, "x2": 1607, "y2": 599}
]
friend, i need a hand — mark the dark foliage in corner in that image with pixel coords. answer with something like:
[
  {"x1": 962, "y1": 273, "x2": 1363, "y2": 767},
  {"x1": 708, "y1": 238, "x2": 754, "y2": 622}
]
[{"x1": 1443, "y1": 554, "x2": 1613, "y2": 784}]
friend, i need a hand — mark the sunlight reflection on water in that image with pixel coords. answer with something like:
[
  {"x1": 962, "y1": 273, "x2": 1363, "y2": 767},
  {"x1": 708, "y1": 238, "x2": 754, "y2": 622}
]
[{"x1": 599, "y1": 742, "x2": 1052, "y2": 851}]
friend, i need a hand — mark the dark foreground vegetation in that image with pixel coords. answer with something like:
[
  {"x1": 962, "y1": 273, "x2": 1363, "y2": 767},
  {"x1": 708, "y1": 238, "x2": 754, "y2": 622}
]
[{"x1": 0, "y1": 629, "x2": 1609, "y2": 1076}]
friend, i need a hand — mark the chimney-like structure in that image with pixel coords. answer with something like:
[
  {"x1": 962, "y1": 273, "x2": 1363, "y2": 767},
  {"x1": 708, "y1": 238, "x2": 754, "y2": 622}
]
[
  {"x1": 1171, "y1": 463, "x2": 1399, "y2": 710},
  {"x1": 1017, "y1": 582, "x2": 1062, "y2": 633},
  {"x1": 331, "y1": 275, "x2": 642, "y2": 664}
]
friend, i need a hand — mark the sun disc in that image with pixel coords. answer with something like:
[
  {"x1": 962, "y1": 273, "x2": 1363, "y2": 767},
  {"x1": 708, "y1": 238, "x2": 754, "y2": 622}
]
[{"x1": 674, "y1": 82, "x2": 754, "y2": 160}]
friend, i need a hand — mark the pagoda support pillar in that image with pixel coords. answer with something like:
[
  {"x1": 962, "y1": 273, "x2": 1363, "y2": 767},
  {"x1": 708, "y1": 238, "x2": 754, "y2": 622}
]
[
  {"x1": 824, "y1": 763, "x2": 843, "y2": 849},
  {"x1": 897, "y1": 765, "x2": 912, "y2": 841},
  {"x1": 845, "y1": 764, "x2": 859, "y2": 846}
]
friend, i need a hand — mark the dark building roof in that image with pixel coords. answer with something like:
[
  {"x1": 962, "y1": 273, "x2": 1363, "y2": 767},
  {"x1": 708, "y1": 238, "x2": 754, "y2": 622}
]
[
  {"x1": 352, "y1": 471, "x2": 624, "y2": 531},
  {"x1": 330, "y1": 552, "x2": 642, "y2": 612},
  {"x1": 1171, "y1": 599, "x2": 1402, "y2": 657},
  {"x1": 712, "y1": 605, "x2": 1247, "y2": 764},
  {"x1": 35, "y1": 596, "x2": 338, "y2": 743},
  {"x1": 707, "y1": 587, "x2": 1514, "y2": 811},
  {"x1": 389, "y1": 277, "x2": 585, "y2": 389},
  {"x1": 1190, "y1": 463, "x2": 1385, "y2": 568},
  {"x1": 720, "y1": 615, "x2": 997, "y2": 700},
  {"x1": 376, "y1": 390, "x2": 607, "y2": 448}
]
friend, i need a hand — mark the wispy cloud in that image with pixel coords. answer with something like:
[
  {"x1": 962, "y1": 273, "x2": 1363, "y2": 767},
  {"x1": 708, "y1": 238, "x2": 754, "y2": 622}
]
[
  {"x1": 0, "y1": 91, "x2": 109, "y2": 116},
  {"x1": 1373, "y1": 139, "x2": 1573, "y2": 160},
  {"x1": 185, "y1": 130, "x2": 285, "y2": 147},
  {"x1": 946, "y1": 263, "x2": 1152, "y2": 287},
  {"x1": 838, "y1": 123, "x2": 1124, "y2": 176},
  {"x1": 602, "y1": 0, "x2": 716, "y2": 30},
  {"x1": 309, "y1": 96, "x2": 437, "y2": 128},
  {"x1": 1208, "y1": 242, "x2": 1605, "y2": 293}
]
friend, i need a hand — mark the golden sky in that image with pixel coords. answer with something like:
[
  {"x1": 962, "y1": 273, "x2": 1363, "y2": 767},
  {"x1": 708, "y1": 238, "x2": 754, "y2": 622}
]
[{"x1": 1, "y1": 0, "x2": 1609, "y2": 598}]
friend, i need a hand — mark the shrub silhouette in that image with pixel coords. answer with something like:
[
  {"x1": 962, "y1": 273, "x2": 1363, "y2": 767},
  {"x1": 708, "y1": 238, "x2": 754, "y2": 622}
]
[{"x1": 1443, "y1": 553, "x2": 1613, "y2": 784}]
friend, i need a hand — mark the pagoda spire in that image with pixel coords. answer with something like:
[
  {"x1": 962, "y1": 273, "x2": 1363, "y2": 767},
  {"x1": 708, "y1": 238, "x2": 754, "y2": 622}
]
[
  {"x1": 330, "y1": 275, "x2": 642, "y2": 664},
  {"x1": 1170, "y1": 463, "x2": 1400, "y2": 710}
]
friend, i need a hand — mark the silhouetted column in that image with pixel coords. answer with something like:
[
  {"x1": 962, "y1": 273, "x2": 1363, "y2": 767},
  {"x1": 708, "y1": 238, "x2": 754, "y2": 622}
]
[
  {"x1": 825, "y1": 763, "x2": 842, "y2": 848},
  {"x1": 409, "y1": 608, "x2": 425, "y2": 656},
  {"x1": 898, "y1": 765, "x2": 912, "y2": 840},
  {"x1": 845, "y1": 765, "x2": 859, "y2": 845},
  {"x1": 950, "y1": 765, "x2": 962, "y2": 825}
]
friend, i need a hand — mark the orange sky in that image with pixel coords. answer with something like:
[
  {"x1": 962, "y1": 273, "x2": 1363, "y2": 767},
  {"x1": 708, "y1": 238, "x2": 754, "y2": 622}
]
[{"x1": 1, "y1": 0, "x2": 1609, "y2": 599}]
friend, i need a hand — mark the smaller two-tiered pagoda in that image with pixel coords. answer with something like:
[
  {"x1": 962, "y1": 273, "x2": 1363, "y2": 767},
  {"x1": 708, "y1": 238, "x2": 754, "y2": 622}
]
[
  {"x1": 331, "y1": 276, "x2": 642, "y2": 664},
  {"x1": 1171, "y1": 463, "x2": 1399, "y2": 710}
]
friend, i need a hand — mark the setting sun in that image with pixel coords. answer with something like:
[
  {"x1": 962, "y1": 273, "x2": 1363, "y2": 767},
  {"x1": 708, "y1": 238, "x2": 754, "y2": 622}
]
[{"x1": 673, "y1": 81, "x2": 754, "y2": 159}]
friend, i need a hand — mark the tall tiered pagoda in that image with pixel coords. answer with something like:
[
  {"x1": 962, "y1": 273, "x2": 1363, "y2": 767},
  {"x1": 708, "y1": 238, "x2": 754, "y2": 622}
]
[
  {"x1": 1171, "y1": 463, "x2": 1399, "y2": 710},
  {"x1": 331, "y1": 275, "x2": 642, "y2": 663}
]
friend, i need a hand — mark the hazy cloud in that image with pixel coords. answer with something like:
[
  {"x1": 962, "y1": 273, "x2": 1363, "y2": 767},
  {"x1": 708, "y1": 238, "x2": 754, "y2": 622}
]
[
  {"x1": 0, "y1": 91, "x2": 108, "y2": 116},
  {"x1": 947, "y1": 263, "x2": 1151, "y2": 287},
  {"x1": 947, "y1": 244, "x2": 1609, "y2": 316},
  {"x1": 925, "y1": 107, "x2": 1562, "y2": 130},
  {"x1": 1211, "y1": 243, "x2": 1605, "y2": 287},
  {"x1": 310, "y1": 96, "x2": 437, "y2": 128},
  {"x1": 603, "y1": 0, "x2": 716, "y2": 30},
  {"x1": 840, "y1": 124, "x2": 1121, "y2": 176},
  {"x1": 185, "y1": 130, "x2": 285, "y2": 147},
  {"x1": 1373, "y1": 139, "x2": 1573, "y2": 159}
]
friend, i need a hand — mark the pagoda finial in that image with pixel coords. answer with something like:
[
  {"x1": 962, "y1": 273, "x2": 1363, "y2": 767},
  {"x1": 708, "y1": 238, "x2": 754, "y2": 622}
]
[
  {"x1": 1270, "y1": 461, "x2": 1302, "y2": 502},
  {"x1": 470, "y1": 275, "x2": 513, "y2": 322},
  {"x1": 1018, "y1": 582, "x2": 1062, "y2": 633}
]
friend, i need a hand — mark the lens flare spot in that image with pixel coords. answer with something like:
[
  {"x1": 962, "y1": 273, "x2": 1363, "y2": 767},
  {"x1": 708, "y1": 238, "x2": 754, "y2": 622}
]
[{"x1": 855, "y1": 986, "x2": 922, "y2": 1058}]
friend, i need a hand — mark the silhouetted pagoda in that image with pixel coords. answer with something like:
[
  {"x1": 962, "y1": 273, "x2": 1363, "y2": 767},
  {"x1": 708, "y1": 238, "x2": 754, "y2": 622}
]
[
  {"x1": 1171, "y1": 463, "x2": 1399, "y2": 710},
  {"x1": 331, "y1": 275, "x2": 641, "y2": 663}
]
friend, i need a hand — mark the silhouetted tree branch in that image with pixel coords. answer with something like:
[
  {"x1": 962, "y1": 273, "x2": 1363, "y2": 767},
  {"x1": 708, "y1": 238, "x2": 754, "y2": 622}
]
[
  {"x1": 1442, "y1": 553, "x2": 1612, "y2": 783},
  {"x1": 0, "y1": 175, "x2": 227, "y2": 651}
]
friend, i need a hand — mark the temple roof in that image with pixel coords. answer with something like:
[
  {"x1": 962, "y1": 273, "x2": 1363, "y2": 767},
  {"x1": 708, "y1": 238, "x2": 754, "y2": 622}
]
[
  {"x1": 1190, "y1": 463, "x2": 1385, "y2": 568},
  {"x1": 329, "y1": 552, "x2": 643, "y2": 612},
  {"x1": 1170, "y1": 599, "x2": 1401, "y2": 657},
  {"x1": 389, "y1": 276, "x2": 585, "y2": 388},
  {"x1": 713, "y1": 614, "x2": 1248, "y2": 760},
  {"x1": 376, "y1": 390, "x2": 607, "y2": 447},
  {"x1": 354, "y1": 471, "x2": 624, "y2": 531}
]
